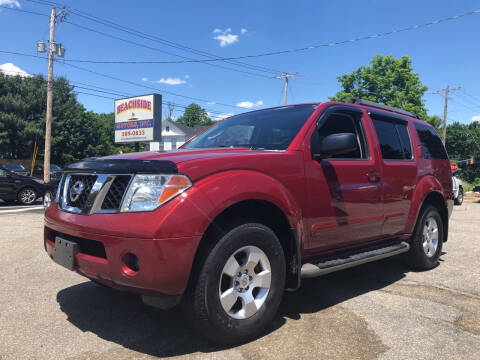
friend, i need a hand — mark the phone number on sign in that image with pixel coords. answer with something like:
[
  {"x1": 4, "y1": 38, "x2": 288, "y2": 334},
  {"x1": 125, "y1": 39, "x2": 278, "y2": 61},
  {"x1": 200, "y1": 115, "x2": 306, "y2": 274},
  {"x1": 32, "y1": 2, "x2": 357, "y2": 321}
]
[{"x1": 121, "y1": 130, "x2": 145, "y2": 137}]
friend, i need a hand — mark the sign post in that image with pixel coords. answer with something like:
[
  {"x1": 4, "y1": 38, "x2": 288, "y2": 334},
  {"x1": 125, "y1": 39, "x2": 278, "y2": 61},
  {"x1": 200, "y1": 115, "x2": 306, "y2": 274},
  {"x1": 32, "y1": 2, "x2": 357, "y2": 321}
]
[{"x1": 114, "y1": 94, "x2": 162, "y2": 149}]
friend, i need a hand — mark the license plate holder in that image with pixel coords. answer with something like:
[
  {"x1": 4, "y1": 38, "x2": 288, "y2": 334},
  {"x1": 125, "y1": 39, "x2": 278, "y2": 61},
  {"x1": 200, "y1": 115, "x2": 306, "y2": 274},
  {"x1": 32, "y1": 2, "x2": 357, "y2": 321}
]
[{"x1": 53, "y1": 237, "x2": 79, "y2": 270}]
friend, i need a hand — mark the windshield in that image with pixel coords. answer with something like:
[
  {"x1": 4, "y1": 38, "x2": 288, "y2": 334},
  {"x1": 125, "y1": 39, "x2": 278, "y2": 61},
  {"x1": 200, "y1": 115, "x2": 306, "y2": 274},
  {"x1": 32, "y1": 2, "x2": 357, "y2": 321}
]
[
  {"x1": 184, "y1": 104, "x2": 317, "y2": 150},
  {"x1": 50, "y1": 165, "x2": 61, "y2": 171},
  {"x1": 3, "y1": 164, "x2": 26, "y2": 171}
]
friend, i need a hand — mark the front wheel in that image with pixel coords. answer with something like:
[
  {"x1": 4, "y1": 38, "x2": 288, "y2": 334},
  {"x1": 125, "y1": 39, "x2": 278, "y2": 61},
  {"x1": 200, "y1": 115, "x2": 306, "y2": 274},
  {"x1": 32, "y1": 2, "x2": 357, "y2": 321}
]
[
  {"x1": 183, "y1": 223, "x2": 286, "y2": 344},
  {"x1": 405, "y1": 205, "x2": 444, "y2": 270},
  {"x1": 17, "y1": 188, "x2": 38, "y2": 205}
]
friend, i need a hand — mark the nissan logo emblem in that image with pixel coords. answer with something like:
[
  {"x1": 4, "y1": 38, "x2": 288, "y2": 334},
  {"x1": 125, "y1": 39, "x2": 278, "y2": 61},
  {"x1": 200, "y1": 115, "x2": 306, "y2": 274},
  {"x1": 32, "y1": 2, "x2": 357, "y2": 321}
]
[{"x1": 69, "y1": 180, "x2": 85, "y2": 202}]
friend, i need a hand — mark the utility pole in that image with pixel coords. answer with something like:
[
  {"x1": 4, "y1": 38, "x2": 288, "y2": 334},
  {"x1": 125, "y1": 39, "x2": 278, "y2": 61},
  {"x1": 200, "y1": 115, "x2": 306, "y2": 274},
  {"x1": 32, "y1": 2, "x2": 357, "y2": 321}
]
[
  {"x1": 40, "y1": 6, "x2": 66, "y2": 183},
  {"x1": 435, "y1": 86, "x2": 461, "y2": 144},
  {"x1": 273, "y1": 73, "x2": 298, "y2": 105}
]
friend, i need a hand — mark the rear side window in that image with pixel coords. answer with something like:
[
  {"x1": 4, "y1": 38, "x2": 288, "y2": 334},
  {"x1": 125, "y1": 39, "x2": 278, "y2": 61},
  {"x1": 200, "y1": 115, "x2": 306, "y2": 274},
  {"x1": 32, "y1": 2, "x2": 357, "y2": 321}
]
[
  {"x1": 371, "y1": 115, "x2": 413, "y2": 160},
  {"x1": 414, "y1": 123, "x2": 448, "y2": 160}
]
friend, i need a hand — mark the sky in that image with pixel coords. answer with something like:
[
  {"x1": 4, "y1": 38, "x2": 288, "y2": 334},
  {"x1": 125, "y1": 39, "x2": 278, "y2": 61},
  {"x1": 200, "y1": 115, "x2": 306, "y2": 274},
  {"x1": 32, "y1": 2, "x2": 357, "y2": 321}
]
[{"x1": 1, "y1": 0, "x2": 480, "y2": 124}]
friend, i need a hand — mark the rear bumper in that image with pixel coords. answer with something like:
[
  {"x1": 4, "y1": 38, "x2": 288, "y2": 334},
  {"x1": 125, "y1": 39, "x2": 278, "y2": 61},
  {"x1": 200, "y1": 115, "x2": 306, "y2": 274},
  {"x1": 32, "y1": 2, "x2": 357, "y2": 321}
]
[{"x1": 44, "y1": 205, "x2": 201, "y2": 296}]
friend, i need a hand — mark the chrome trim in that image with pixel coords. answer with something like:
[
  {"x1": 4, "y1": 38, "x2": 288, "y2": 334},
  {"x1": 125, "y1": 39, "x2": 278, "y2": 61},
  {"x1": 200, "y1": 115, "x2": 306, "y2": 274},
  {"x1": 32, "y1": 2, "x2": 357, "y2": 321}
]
[{"x1": 59, "y1": 173, "x2": 133, "y2": 215}]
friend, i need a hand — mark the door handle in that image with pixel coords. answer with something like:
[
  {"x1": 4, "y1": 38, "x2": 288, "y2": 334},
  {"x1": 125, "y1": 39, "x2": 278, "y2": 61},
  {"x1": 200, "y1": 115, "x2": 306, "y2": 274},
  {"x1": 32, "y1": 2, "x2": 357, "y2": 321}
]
[{"x1": 367, "y1": 169, "x2": 381, "y2": 183}]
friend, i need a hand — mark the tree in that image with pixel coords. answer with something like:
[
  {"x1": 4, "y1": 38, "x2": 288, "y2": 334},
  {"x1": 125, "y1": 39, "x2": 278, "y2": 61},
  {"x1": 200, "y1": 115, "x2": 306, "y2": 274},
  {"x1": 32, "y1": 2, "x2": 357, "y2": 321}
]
[
  {"x1": 330, "y1": 55, "x2": 429, "y2": 120},
  {"x1": 446, "y1": 121, "x2": 480, "y2": 183},
  {"x1": 177, "y1": 103, "x2": 213, "y2": 127},
  {"x1": 0, "y1": 73, "x2": 128, "y2": 166}
]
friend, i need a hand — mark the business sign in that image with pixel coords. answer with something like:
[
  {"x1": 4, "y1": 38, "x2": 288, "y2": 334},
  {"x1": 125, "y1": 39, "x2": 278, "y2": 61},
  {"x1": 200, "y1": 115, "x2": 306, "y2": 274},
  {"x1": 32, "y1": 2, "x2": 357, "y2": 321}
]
[
  {"x1": 114, "y1": 94, "x2": 162, "y2": 143},
  {"x1": 450, "y1": 161, "x2": 458, "y2": 173}
]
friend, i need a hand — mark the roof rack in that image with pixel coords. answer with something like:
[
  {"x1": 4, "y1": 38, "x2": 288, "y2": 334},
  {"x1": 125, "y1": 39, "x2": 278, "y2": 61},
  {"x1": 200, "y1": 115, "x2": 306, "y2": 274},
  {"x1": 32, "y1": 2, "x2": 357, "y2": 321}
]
[{"x1": 345, "y1": 98, "x2": 419, "y2": 119}]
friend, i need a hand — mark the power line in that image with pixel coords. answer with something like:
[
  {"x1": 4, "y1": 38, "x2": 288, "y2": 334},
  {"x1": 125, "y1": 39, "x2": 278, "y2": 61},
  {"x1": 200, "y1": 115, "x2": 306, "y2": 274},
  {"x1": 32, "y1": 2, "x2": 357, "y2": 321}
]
[
  {"x1": 14, "y1": 2, "x2": 480, "y2": 63},
  {"x1": 13, "y1": 1, "x2": 284, "y2": 77},
  {"x1": 0, "y1": 49, "x2": 241, "y2": 109},
  {"x1": 0, "y1": 68, "x2": 231, "y2": 115},
  {"x1": 23, "y1": 0, "x2": 284, "y2": 75}
]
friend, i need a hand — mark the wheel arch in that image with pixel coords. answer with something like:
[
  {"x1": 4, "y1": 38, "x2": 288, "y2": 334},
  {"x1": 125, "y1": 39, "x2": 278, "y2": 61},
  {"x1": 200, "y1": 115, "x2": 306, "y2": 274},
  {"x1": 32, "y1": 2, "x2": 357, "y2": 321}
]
[
  {"x1": 187, "y1": 199, "x2": 302, "y2": 292},
  {"x1": 413, "y1": 190, "x2": 449, "y2": 243}
]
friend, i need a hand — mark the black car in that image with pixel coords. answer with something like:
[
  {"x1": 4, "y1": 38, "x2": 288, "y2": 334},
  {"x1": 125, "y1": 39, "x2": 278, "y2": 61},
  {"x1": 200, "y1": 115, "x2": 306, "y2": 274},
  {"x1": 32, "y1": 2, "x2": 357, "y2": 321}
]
[
  {"x1": 1, "y1": 163, "x2": 30, "y2": 177},
  {"x1": 31, "y1": 164, "x2": 63, "y2": 180},
  {"x1": 0, "y1": 168, "x2": 47, "y2": 205}
]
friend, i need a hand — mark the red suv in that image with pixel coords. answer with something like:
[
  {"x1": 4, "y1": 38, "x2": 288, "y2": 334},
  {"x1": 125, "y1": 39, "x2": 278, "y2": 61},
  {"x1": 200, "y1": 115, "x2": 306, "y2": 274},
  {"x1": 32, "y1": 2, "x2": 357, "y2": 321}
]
[{"x1": 44, "y1": 98, "x2": 453, "y2": 343}]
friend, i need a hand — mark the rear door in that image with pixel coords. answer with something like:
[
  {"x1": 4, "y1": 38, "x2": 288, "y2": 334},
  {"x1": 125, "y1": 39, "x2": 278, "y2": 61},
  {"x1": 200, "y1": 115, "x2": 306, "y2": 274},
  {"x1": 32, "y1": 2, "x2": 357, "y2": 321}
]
[
  {"x1": 369, "y1": 111, "x2": 418, "y2": 236},
  {"x1": 304, "y1": 106, "x2": 384, "y2": 253}
]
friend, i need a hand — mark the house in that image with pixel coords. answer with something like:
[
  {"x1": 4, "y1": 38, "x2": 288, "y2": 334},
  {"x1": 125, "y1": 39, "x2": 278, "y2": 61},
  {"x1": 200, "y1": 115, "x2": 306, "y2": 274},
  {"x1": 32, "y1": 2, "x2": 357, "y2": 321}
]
[{"x1": 149, "y1": 119, "x2": 210, "y2": 151}]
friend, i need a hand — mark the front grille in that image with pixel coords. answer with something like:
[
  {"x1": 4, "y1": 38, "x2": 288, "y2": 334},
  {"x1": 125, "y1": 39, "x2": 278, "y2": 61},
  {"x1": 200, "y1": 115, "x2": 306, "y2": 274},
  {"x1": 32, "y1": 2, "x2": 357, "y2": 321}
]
[
  {"x1": 66, "y1": 175, "x2": 97, "y2": 209},
  {"x1": 59, "y1": 173, "x2": 132, "y2": 214},
  {"x1": 102, "y1": 175, "x2": 131, "y2": 210}
]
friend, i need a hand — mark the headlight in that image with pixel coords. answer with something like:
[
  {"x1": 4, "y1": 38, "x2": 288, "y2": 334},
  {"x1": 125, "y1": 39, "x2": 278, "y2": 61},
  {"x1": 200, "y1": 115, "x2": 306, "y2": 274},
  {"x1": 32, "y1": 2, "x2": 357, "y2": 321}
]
[{"x1": 120, "y1": 174, "x2": 192, "y2": 212}]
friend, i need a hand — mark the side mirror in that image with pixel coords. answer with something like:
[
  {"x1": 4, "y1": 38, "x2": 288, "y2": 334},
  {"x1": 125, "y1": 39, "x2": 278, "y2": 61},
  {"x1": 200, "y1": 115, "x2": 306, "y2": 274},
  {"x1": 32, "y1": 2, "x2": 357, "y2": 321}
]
[{"x1": 314, "y1": 133, "x2": 358, "y2": 159}]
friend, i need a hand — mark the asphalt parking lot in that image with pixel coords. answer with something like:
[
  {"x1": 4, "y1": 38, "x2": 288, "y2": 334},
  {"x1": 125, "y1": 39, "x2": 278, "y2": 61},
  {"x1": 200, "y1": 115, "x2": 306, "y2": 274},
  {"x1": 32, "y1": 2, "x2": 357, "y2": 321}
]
[{"x1": 1, "y1": 201, "x2": 479, "y2": 359}]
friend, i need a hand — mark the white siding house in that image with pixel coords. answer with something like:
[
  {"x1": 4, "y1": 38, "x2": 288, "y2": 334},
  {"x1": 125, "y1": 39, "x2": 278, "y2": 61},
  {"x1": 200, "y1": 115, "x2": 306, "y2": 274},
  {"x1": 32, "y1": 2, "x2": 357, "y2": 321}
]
[{"x1": 149, "y1": 119, "x2": 209, "y2": 151}]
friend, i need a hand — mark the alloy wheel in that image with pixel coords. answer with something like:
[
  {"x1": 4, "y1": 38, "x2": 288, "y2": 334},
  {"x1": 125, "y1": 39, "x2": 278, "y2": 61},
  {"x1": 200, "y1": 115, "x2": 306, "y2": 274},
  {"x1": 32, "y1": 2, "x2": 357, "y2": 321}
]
[
  {"x1": 422, "y1": 216, "x2": 439, "y2": 258},
  {"x1": 219, "y1": 245, "x2": 271, "y2": 320}
]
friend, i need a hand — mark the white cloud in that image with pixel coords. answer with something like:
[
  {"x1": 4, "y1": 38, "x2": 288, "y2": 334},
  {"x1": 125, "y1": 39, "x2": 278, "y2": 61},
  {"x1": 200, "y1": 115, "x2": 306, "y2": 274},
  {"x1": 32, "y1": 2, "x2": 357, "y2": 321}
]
[
  {"x1": 157, "y1": 77, "x2": 186, "y2": 85},
  {"x1": 0, "y1": 0, "x2": 20, "y2": 8},
  {"x1": 207, "y1": 101, "x2": 216, "y2": 105},
  {"x1": 213, "y1": 28, "x2": 243, "y2": 47},
  {"x1": 471, "y1": 115, "x2": 480, "y2": 122},
  {"x1": 0, "y1": 63, "x2": 31, "y2": 77},
  {"x1": 184, "y1": 74, "x2": 190, "y2": 79},
  {"x1": 236, "y1": 100, "x2": 263, "y2": 109},
  {"x1": 141, "y1": 77, "x2": 148, "y2": 82},
  {"x1": 214, "y1": 113, "x2": 234, "y2": 121},
  {"x1": 241, "y1": 28, "x2": 247, "y2": 34}
]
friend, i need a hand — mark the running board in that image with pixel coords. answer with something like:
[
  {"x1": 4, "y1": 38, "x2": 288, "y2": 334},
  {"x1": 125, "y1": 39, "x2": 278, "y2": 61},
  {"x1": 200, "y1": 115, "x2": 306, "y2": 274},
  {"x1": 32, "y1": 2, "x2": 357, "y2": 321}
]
[{"x1": 301, "y1": 241, "x2": 410, "y2": 278}]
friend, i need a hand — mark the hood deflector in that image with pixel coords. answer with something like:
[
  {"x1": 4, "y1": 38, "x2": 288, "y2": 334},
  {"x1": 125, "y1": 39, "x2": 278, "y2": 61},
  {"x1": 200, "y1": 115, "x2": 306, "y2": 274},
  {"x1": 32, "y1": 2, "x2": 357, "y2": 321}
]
[{"x1": 66, "y1": 159, "x2": 178, "y2": 174}]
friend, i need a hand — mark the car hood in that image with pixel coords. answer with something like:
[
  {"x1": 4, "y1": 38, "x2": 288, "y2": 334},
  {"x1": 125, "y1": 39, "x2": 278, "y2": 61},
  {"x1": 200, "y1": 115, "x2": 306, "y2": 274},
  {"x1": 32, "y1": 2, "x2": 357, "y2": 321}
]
[{"x1": 94, "y1": 148, "x2": 297, "y2": 181}]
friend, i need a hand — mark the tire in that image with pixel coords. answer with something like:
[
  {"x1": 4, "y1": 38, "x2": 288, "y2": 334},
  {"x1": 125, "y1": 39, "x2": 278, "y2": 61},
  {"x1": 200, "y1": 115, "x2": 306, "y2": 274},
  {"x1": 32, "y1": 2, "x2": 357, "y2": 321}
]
[
  {"x1": 17, "y1": 187, "x2": 38, "y2": 205},
  {"x1": 43, "y1": 191, "x2": 53, "y2": 209},
  {"x1": 454, "y1": 187, "x2": 463, "y2": 205},
  {"x1": 405, "y1": 205, "x2": 444, "y2": 270},
  {"x1": 183, "y1": 222, "x2": 286, "y2": 344}
]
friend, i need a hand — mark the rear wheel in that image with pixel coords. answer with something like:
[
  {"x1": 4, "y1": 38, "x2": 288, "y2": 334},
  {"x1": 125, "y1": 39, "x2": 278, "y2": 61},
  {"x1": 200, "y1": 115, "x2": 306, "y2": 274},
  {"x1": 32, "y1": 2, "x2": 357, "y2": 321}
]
[
  {"x1": 183, "y1": 222, "x2": 286, "y2": 344},
  {"x1": 17, "y1": 188, "x2": 37, "y2": 205},
  {"x1": 454, "y1": 187, "x2": 463, "y2": 205},
  {"x1": 405, "y1": 205, "x2": 444, "y2": 270}
]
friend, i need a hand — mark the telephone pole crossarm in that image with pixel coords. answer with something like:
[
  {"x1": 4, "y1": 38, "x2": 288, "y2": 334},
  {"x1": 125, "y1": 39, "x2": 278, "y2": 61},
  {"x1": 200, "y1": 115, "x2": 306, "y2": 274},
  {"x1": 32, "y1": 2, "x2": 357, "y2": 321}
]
[{"x1": 272, "y1": 73, "x2": 298, "y2": 105}]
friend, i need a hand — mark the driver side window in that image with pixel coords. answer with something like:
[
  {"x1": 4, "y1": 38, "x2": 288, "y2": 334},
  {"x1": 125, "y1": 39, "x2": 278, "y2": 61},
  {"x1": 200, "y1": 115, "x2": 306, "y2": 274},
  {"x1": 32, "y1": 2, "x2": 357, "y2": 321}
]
[{"x1": 314, "y1": 111, "x2": 369, "y2": 159}]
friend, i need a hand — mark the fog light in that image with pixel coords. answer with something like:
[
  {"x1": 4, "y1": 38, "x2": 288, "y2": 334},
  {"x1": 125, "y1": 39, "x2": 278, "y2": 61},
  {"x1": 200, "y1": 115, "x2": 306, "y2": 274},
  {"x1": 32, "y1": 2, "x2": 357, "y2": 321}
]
[{"x1": 122, "y1": 253, "x2": 140, "y2": 274}]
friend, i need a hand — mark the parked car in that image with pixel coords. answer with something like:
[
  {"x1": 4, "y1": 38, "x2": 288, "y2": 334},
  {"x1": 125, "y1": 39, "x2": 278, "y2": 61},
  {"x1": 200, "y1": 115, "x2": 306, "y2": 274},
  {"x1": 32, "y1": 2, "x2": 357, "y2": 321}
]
[
  {"x1": 31, "y1": 164, "x2": 63, "y2": 180},
  {"x1": 0, "y1": 168, "x2": 47, "y2": 205},
  {"x1": 1, "y1": 163, "x2": 30, "y2": 177},
  {"x1": 44, "y1": 99, "x2": 453, "y2": 344},
  {"x1": 452, "y1": 175, "x2": 463, "y2": 205}
]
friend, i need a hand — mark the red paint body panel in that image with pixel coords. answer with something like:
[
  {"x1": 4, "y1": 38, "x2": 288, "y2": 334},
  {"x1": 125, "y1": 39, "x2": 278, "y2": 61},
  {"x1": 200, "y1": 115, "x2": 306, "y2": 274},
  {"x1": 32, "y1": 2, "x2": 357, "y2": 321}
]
[{"x1": 44, "y1": 101, "x2": 453, "y2": 296}]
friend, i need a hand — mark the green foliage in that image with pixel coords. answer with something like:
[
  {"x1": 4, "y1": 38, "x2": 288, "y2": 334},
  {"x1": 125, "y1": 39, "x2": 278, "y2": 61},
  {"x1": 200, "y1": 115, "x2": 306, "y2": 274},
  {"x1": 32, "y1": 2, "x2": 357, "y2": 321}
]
[
  {"x1": 446, "y1": 121, "x2": 480, "y2": 183},
  {"x1": 0, "y1": 73, "x2": 125, "y2": 166},
  {"x1": 177, "y1": 103, "x2": 213, "y2": 127},
  {"x1": 330, "y1": 55, "x2": 429, "y2": 120}
]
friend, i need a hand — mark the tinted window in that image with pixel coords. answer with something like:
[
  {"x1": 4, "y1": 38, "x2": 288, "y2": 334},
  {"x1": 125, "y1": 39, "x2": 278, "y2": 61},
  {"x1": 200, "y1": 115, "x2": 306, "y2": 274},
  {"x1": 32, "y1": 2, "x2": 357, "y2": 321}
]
[
  {"x1": 315, "y1": 112, "x2": 368, "y2": 159},
  {"x1": 395, "y1": 122, "x2": 413, "y2": 159},
  {"x1": 184, "y1": 104, "x2": 317, "y2": 150},
  {"x1": 371, "y1": 117, "x2": 404, "y2": 160},
  {"x1": 415, "y1": 123, "x2": 448, "y2": 160}
]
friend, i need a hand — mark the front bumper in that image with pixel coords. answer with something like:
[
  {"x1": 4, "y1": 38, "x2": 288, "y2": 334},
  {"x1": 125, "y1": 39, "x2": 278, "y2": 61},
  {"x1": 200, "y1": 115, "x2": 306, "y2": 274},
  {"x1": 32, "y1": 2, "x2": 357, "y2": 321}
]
[{"x1": 44, "y1": 204, "x2": 201, "y2": 296}]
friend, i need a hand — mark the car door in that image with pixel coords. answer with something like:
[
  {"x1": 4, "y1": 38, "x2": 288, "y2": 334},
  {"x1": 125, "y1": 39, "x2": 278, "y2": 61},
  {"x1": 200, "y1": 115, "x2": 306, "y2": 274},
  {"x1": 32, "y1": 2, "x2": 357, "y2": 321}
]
[
  {"x1": 304, "y1": 106, "x2": 384, "y2": 253},
  {"x1": 368, "y1": 111, "x2": 418, "y2": 236},
  {"x1": 0, "y1": 169, "x2": 16, "y2": 197}
]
